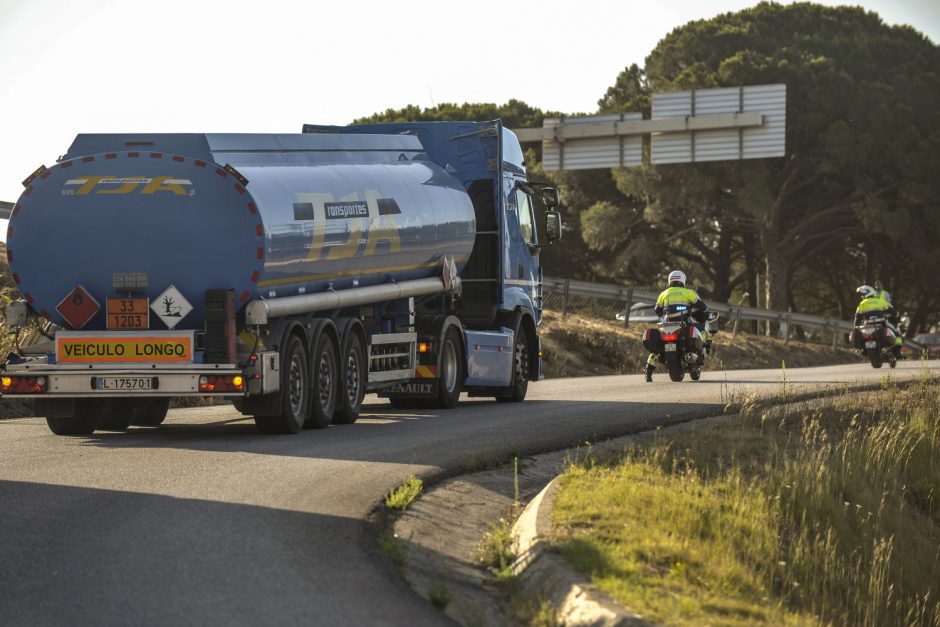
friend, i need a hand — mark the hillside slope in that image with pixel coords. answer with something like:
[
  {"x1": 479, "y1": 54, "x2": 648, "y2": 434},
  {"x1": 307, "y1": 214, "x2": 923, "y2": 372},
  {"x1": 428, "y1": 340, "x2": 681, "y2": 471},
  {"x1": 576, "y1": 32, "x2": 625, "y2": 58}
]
[{"x1": 540, "y1": 310, "x2": 863, "y2": 379}]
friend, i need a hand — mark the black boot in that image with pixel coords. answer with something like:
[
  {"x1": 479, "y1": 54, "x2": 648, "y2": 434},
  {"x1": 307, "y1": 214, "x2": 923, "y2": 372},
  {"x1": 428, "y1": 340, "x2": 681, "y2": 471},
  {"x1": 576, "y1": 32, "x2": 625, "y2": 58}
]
[{"x1": 645, "y1": 364, "x2": 654, "y2": 382}]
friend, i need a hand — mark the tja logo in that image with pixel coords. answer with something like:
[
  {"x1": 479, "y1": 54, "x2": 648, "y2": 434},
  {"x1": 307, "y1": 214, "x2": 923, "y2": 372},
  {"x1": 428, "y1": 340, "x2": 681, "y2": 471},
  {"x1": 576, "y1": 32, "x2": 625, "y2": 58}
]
[{"x1": 62, "y1": 176, "x2": 195, "y2": 196}]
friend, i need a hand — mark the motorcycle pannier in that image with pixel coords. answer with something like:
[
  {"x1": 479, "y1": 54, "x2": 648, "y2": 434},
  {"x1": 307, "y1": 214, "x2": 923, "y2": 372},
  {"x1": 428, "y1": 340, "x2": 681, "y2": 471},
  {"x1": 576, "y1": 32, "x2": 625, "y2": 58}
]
[{"x1": 643, "y1": 328, "x2": 664, "y2": 354}]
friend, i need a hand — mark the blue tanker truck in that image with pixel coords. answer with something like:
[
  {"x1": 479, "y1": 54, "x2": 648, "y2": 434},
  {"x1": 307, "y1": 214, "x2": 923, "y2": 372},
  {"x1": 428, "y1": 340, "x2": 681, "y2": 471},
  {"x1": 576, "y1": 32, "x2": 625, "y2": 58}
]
[{"x1": 1, "y1": 120, "x2": 562, "y2": 435}]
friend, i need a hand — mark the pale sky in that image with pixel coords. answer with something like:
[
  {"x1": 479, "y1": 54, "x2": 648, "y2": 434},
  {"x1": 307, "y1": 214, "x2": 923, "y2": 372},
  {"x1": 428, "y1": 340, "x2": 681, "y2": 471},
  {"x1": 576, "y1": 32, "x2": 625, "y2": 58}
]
[{"x1": 1, "y1": 0, "x2": 937, "y2": 233}]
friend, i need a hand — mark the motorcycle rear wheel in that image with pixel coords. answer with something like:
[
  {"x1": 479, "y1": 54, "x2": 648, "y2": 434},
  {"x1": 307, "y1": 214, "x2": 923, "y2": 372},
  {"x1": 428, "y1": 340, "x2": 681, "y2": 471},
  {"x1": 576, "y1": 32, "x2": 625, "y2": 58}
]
[
  {"x1": 668, "y1": 362, "x2": 685, "y2": 382},
  {"x1": 868, "y1": 349, "x2": 883, "y2": 369}
]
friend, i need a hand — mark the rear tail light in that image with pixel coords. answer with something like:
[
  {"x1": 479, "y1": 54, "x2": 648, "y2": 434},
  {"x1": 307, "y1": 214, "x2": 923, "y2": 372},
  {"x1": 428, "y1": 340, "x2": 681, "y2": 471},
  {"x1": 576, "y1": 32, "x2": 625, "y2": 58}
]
[
  {"x1": 2, "y1": 376, "x2": 47, "y2": 394},
  {"x1": 199, "y1": 375, "x2": 244, "y2": 393},
  {"x1": 661, "y1": 332, "x2": 679, "y2": 342}
]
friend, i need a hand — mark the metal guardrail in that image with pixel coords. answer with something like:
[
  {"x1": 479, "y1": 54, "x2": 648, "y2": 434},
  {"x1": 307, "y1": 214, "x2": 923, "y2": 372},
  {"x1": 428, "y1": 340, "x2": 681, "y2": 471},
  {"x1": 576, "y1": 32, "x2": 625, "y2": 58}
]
[{"x1": 543, "y1": 277, "x2": 923, "y2": 352}]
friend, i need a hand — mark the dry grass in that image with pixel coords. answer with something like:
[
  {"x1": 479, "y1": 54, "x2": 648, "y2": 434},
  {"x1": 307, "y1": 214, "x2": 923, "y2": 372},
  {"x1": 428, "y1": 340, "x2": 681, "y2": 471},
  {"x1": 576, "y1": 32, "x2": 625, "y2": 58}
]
[{"x1": 552, "y1": 377, "x2": 940, "y2": 626}]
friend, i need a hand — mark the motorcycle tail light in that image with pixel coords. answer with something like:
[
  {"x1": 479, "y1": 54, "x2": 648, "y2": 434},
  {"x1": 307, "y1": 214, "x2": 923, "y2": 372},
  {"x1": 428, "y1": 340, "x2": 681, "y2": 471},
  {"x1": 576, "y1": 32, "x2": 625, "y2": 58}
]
[{"x1": 661, "y1": 332, "x2": 679, "y2": 342}]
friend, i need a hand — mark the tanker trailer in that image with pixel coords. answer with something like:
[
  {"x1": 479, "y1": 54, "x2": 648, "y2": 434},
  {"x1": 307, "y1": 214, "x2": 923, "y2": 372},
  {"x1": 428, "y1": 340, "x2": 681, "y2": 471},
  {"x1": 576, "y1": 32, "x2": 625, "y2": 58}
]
[{"x1": 1, "y1": 120, "x2": 562, "y2": 435}]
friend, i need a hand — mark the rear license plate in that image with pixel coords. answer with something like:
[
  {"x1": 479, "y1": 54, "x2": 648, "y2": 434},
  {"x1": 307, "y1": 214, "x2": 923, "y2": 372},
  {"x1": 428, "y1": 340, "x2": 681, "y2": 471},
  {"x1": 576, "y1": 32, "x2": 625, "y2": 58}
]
[
  {"x1": 95, "y1": 376, "x2": 156, "y2": 391},
  {"x1": 665, "y1": 343, "x2": 677, "y2": 352},
  {"x1": 865, "y1": 341, "x2": 876, "y2": 349}
]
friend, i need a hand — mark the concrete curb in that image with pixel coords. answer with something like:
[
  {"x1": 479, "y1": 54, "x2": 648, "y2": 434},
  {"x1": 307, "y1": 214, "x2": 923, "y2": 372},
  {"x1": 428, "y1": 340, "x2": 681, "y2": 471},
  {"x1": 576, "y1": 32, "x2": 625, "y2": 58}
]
[{"x1": 510, "y1": 478, "x2": 651, "y2": 627}]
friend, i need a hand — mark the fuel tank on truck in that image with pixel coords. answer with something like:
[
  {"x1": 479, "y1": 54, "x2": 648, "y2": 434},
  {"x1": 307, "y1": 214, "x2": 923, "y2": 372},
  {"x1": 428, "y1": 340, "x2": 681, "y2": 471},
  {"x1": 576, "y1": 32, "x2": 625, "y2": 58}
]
[{"x1": 7, "y1": 133, "x2": 476, "y2": 330}]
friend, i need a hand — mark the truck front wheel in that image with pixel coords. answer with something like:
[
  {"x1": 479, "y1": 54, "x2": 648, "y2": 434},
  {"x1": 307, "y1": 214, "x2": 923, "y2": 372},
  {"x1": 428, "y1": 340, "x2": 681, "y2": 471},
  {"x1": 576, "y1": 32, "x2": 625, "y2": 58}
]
[
  {"x1": 434, "y1": 329, "x2": 463, "y2": 409},
  {"x1": 255, "y1": 334, "x2": 309, "y2": 434},
  {"x1": 496, "y1": 330, "x2": 529, "y2": 403}
]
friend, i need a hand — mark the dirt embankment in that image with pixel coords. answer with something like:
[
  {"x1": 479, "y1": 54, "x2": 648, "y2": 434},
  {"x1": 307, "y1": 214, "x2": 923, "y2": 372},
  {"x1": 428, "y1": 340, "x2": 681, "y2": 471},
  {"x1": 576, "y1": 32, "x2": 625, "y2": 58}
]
[{"x1": 539, "y1": 310, "x2": 863, "y2": 379}]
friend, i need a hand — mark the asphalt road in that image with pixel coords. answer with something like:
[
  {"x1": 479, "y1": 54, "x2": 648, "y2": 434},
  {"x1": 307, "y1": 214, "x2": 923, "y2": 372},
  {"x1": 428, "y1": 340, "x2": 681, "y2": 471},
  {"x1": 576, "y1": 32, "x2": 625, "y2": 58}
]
[{"x1": 1, "y1": 361, "x2": 936, "y2": 626}]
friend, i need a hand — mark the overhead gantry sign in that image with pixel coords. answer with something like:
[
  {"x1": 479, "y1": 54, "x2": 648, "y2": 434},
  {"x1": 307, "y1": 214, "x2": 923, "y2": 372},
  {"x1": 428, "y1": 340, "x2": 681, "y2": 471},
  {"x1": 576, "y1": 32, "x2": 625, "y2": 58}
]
[{"x1": 513, "y1": 84, "x2": 786, "y2": 170}]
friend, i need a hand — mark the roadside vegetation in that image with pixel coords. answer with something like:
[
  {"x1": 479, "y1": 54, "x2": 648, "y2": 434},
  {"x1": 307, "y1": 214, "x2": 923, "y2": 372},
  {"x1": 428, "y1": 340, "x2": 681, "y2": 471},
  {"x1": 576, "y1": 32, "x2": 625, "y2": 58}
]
[
  {"x1": 385, "y1": 475, "x2": 423, "y2": 511},
  {"x1": 540, "y1": 310, "x2": 862, "y2": 379},
  {"x1": 552, "y1": 377, "x2": 940, "y2": 626}
]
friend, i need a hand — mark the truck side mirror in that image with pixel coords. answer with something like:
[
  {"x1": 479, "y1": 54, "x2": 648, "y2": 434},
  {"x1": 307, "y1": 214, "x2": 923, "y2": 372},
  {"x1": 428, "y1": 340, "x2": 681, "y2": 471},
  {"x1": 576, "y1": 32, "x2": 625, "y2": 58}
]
[
  {"x1": 541, "y1": 187, "x2": 560, "y2": 208},
  {"x1": 545, "y1": 210, "x2": 562, "y2": 244}
]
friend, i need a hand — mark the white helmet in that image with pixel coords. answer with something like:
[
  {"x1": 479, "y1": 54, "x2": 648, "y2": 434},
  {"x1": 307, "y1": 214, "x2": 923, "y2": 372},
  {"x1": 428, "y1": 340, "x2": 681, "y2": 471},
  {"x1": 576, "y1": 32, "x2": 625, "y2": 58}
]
[
  {"x1": 857, "y1": 285, "x2": 875, "y2": 298},
  {"x1": 667, "y1": 270, "x2": 686, "y2": 286}
]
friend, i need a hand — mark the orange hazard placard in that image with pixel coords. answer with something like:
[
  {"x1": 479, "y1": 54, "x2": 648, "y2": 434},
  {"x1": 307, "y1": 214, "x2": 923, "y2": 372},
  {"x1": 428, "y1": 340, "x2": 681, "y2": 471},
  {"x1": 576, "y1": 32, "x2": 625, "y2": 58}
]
[
  {"x1": 57, "y1": 335, "x2": 192, "y2": 363},
  {"x1": 106, "y1": 298, "x2": 150, "y2": 330}
]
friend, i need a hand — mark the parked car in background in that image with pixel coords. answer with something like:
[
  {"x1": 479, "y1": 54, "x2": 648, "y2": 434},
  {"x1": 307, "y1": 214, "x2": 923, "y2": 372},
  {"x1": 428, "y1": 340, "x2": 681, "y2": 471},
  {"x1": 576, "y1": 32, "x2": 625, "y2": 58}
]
[
  {"x1": 901, "y1": 333, "x2": 940, "y2": 359},
  {"x1": 615, "y1": 302, "x2": 658, "y2": 323}
]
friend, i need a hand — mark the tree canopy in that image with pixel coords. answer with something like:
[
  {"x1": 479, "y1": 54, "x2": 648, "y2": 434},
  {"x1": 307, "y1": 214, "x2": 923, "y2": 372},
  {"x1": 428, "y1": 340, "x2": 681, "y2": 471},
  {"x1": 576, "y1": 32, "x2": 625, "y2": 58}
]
[{"x1": 354, "y1": 3, "x2": 940, "y2": 333}]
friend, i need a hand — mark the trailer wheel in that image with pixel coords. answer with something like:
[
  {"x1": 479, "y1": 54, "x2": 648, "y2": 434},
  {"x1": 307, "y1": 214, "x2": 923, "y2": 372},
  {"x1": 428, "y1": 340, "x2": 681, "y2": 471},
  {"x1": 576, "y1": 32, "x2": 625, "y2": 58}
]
[
  {"x1": 131, "y1": 398, "x2": 170, "y2": 426},
  {"x1": 434, "y1": 328, "x2": 463, "y2": 409},
  {"x1": 255, "y1": 334, "x2": 309, "y2": 434},
  {"x1": 97, "y1": 399, "x2": 134, "y2": 431},
  {"x1": 45, "y1": 400, "x2": 99, "y2": 436},
  {"x1": 305, "y1": 330, "x2": 337, "y2": 429},
  {"x1": 496, "y1": 330, "x2": 529, "y2": 403},
  {"x1": 333, "y1": 330, "x2": 365, "y2": 425}
]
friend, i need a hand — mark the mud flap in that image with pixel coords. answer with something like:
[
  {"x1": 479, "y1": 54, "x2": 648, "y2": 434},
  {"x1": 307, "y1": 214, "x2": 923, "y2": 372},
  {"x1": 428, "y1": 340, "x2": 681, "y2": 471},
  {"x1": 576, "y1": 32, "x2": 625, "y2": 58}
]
[{"x1": 381, "y1": 380, "x2": 439, "y2": 399}]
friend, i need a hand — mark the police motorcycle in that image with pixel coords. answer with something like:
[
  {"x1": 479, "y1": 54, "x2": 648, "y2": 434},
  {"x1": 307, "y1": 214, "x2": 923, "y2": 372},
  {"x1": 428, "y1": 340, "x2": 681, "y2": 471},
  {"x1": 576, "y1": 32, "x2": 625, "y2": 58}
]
[
  {"x1": 850, "y1": 311, "x2": 898, "y2": 369},
  {"x1": 643, "y1": 304, "x2": 719, "y2": 382}
]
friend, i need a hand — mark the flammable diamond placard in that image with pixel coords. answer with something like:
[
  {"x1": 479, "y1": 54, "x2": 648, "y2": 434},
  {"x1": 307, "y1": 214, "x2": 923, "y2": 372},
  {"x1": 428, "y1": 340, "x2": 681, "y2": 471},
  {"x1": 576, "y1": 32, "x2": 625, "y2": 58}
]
[
  {"x1": 56, "y1": 285, "x2": 100, "y2": 329},
  {"x1": 151, "y1": 285, "x2": 193, "y2": 330}
]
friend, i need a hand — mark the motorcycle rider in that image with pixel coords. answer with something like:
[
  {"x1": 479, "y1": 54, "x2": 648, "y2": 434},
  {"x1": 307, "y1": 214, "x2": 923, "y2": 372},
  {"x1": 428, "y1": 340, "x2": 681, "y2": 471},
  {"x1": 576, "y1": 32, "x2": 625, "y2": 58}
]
[
  {"x1": 855, "y1": 285, "x2": 902, "y2": 359},
  {"x1": 873, "y1": 280, "x2": 892, "y2": 305},
  {"x1": 646, "y1": 270, "x2": 709, "y2": 382}
]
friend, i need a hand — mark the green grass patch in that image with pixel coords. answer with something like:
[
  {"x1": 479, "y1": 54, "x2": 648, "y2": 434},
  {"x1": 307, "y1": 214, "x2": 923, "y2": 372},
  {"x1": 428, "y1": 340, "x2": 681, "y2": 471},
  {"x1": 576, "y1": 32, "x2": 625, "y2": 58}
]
[
  {"x1": 553, "y1": 378, "x2": 940, "y2": 626},
  {"x1": 427, "y1": 581, "x2": 454, "y2": 610},
  {"x1": 378, "y1": 529, "x2": 406, "y2": 567},
  {"x1": 385, "y1": 475, "x2": 423, "y2": 511},
  {"x1": 475, "y1": 505, "x2": 520, "y2": 584}
]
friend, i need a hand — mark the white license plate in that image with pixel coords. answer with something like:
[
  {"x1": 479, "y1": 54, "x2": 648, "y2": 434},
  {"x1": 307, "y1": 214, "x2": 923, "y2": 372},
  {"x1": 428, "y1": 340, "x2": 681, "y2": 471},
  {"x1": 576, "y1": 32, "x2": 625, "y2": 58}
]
[
  {"x1": 96, "y1": 376, "x2": 155, "y2": 391},
  {"x1": 665, "y1": 344, "x2": 677, "y2": 352},
  {"x1": 864, "y1": 341, "x2": 876, "y2": 349}
]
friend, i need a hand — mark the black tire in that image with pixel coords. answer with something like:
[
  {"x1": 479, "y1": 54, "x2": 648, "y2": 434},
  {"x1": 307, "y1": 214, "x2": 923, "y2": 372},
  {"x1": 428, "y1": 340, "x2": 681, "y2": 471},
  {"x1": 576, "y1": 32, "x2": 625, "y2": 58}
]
[
  {"x1": 668, "y1": 361, "x2": 685, "y2": 382},
  {"x1": 97, "y1": 399, "x2": 134, "y2": 431},
  {"x1": 868, "y1": 349, "x2": 883, "y2": 369},
  {"x1": 254, "y1": 334, "x2": 309, "y2": 434},
  {"x1": 130, "y1": 398, "x2": 170, "y2": 426},
  {"x1": 333, "y1": 329, "x2": 365, "y2": 425},
  {"x1": 496, "y1": 327, "x2": 529, "y2": 403},
  {"x1": 434, "y1": 328, "x2": 464, "y2": 409},
  {"x1": 305, "y1": 330, "x2": 338, "y2": 429},
  {"x1": 889, "y1": 355, "x2": 897, "y2": 369},
  {"x1": 690, "y1": 369, "x2": 702, "y2": 381},
  {"x1": 45, "y1": 400, "x2": 99, "y2": 436}
]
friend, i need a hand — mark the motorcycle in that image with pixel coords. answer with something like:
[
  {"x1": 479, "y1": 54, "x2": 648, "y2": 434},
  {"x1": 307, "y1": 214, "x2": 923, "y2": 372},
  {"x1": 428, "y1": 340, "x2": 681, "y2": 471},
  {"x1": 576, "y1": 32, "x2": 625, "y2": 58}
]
[
  {"x1": 642, "y1": 306, "x2": 719, "y2": 382},
  {"x1": 850, "y1": 312, "x2": 897, "y2": 369}
]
